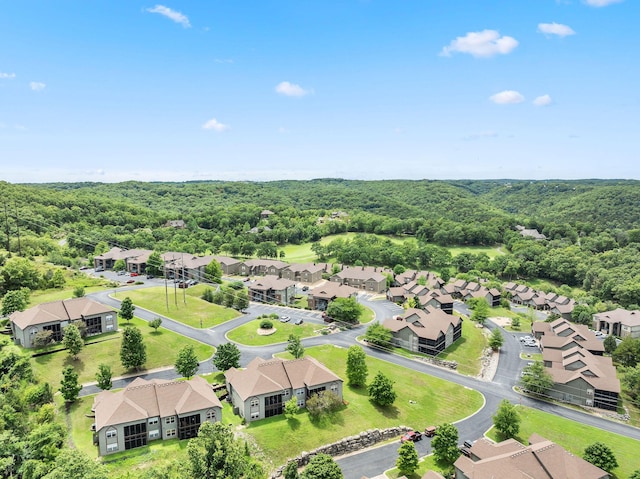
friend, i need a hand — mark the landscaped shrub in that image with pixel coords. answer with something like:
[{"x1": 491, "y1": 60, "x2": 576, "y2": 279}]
[{"x1": 260, "y1": 320, "x2": 274, "y2": 329}]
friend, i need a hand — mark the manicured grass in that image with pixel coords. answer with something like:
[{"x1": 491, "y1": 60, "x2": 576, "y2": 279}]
[
  {"x1": 360, "y1": 304, "x2": 375, "y2": 323},
  {"x1": 436, "y1": 318, "x2": 487, "y2": 376},
  {"x1": 64, "y1": 393, "x2": 98, "y2": 457},
  {"x1": 31, "y1": 317, "x2": 214, "y2": 386},
  {"x1": 486, "y1": 406, "x2": 640, "y2": 479},
  {"x1": 243, "y1": 344, "x2": 484, "y2": 467},
  {"x1": 226, "y1": 319, "x2": 321, "y2": 345},
  {"x1": 117, "y1": 285, "x2": 240, "y2": 328},
  {"x1": 386, "y1": 454, "x2": 451, "y2": 479},
  {"x1": 29, "y1": 285, "x2": 111, "y2": 305},
  {"x1": 448, "y1": 245, "x2": 505, "y2": 259},
  {"x1": 520, "y1": 352, "x2": 542, "y2": 361}
]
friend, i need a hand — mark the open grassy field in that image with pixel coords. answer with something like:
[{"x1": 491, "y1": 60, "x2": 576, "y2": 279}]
[
  {"x1": 242, "y1": 344, "x2": 484, "y2": 467},
  {"x1": 31, "y1": 316, "x2": 214, "y2": 386},
  {"x1": 486, "y1": 406, "x2": 640, "y2": 479},
  {"x1": 448, "y1": 245, "x2": 505, "y2": 259},
  {"x1": 226, "y1": 319, "x2": 321, "y2": 345},
  {"x1": 119, "y1": 285, "x2": 240, "y2": 328},
  {"x1": 436, "y1": 318, "x2": 487, "y2": 376}
]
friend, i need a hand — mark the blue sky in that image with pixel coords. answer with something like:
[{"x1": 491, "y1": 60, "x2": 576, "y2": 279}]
[{"x1": 1, "y1": 0, "x2": 638, "y2": 183}]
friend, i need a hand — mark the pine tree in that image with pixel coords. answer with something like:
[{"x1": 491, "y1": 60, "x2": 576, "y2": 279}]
[{"x1": 119, "y1": 297, "x2": 135, "y2": 322}]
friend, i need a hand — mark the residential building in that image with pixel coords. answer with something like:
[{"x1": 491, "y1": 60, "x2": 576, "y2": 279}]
[
  {"x1": 454, "y1": 434, "x2": 609, "y2": 479},
  {"x1": 593, "y1": 308, "x2": 640, "y2": 338},
  {"x1": 247, "y1": 276, "x2": 296, "y2": 304},
  {"x1": 239, "y1": 259, "x2": 289, "y2": 277},
  {"x1": 163, "y1": 219, "x2": 186, "y2": 228},
  {"x1": 9, "y1": 297, "x2": 117, "y2": 348},
  {"x1": 225, "y1": 357, "x2": 343, "y2": 422},
  {"x1": 533, "y1": 318, "x2": 604, "y2": 356},
  {"x1": 307, "y1": 281, "x2": 357, "y2": 311},
  {"x1": 93, "y1": 247, "x2": 153, "y2": 273},
  {"x1": 330, "y1": 266, "x2": 387, "y2": 293},
  {"x1": 93, "y1": 376, "x2": 222, "y2": 456},
  {"x1": 383, "y1": 307, "x2": 462, "y2": 356},
  {"x1": 281, "y1": 263, "x2": 325, "y2": 284}
]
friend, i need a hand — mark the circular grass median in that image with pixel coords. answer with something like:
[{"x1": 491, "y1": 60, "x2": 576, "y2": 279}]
[{"x1": 226, "y1": 319, "x2": 324, "y2": 345}]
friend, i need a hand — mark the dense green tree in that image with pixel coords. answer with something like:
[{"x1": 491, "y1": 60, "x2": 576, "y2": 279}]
[
  {"x1": 488, "y1": 328, "x2": 504, "y2": 351},
  {"x1": 365, "y1": 323, "x2": 393, "y2": 348},
  {"x1": 59, "y1": 366, "x2": 81, "y2": 403},
  {"x1": 113, "y1": 259, "x2": 126, "y2": 272},
  {"x1": 520, "y1": 361, "x2": 554, "y2": 396},
  {"x1": 571, "y1": 304, "x2": 594, "y2": 325},
  {"x1": 24, "y1": 382, "x2": 53, "y2": 409},
  {"x1": 283, "y1": 460, "x2": 300, "y2": 479},
  {"x1": 325, "y1": 296, "x2": 363, "y2": 324},
  {"x1": 1, "y1": 288, "x2": 30, "y2": 316},
  {"x1": 396, "y1": 441, "x2": 419, "y2": 476},
  {"x1": 33, "y1": 330, "x2": 54, "y2": 348},
  {"x1": 149, "y1": 317, "x2": 163, "y2": 331},
  {"x1": 0, "y1": 257, "x2": 40, "y2": 293},
  {"x1": 42, "y1": 449, "x2": 109, "y2": 479},
  {"x1": 301, "y1": 453, "x2": 343, "y2": 479},
  {"x1": 72, "y1": 286, "x2": 85, "y2": 298},
  {"x1": 368, "y1": 371, "x2": 396, "y2": 407},
  {"x1": 283, "y1": 397, "x2": 299, "y2": 419},
  {"x1": 621, "y1": 365, "x2": 640, "y2": 399},
  {"x1": 431, "y1": 423, "x2": 460, "y2": 467},
  {"x1": 186, "y1": 421, "x2": 253, "y2": 479},
  {"x1": 286, "y1": 334, "x2": 305, "y2": 359},
  {"x1": 145, "y1": 251, "x2": 164, "y2": 276},
  {"x1": 603, "y1": 334, "x2": 618, "y2": 355},
  {"x1": 470, "y1": 298, "x2": 490, "y2": 325},
  {"x1": 120, "y1": 326, "x2": 146, "y2": 371},
  {"x1": 119, "y1": 296, "x2": 135, "y2": 322},
  {"x1": 62, "y1": 324, "x2": 84, "y2": 359},
  {"x1": 346, "y1": 345, "x2": 368, "y2": 387},
  {"x1": 306, "y1": 391, "x2": 342, "y2": 419},
  {"x1": 234, "y1": 288, "x2": 250, "y2": 311},
  {"x1": 212, "y1": 343, "x2": 241, "y2": 371},
  {"x1": 175, "y1": 345, "x2": 199, "y2": 379},
  {"x1": 612, "y1": 337, "x2": 640, "y2": 367},
  {"x1": 95, "y1": 364, "x2": 112, "y2": 390},
  {"x1": 493, "y1": 399, "x2": 520, "y2": 439},
  {"x1": 630, "y1": 469, "x2": 640, "y2": 479},
  {"x1": 49, "y1": 269, "x2": 66, "y2": 288},
  {"x1": 205, "y1": 259, "x2": 223, "y2": 283},
  {"x1": 583, "y1": 442, "x2": 618, "y2": 473}
]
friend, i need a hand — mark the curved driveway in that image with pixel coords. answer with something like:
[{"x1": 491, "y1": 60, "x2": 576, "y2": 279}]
[{"x1": 86, "y1": 288, "x2": 640, "y2": 479}]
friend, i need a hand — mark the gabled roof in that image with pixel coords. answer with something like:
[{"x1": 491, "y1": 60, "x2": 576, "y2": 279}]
[
  {"x1": 594, "y1": 308, "x2": 640, "y2": 327},
  {"x1": 243, "y1": 259, "x2": 289, "y2": 270},
  {"x1": 455, "y1": 435, "x2": 609, "y2": 479},
  {"x1": 249, "y1": 276, "x2": 296, "y2": 291},
  {"x1": 383, "y1": 308, "x2": 460, "y2": 341},
  {"x1": 225, "y1": 357, "x2": 342, "y2": 401},
  {"x1": 93, "y1": 376, "x2": 222, "y2": 431},
  {"x1": 283, "y1": 262, "x2": 325, "y2": 274},
  {"x1": 10, "y1": 297, "x2": 115, "y2": 330},
  {"x1": 333, "y1": 266, "x2": 386, "y2": 282},
  {"x1": 543, "y1": 346, "x2": 619, "y2": 393},
  {"x1": 309, "y1": 281, "x2": 357, "y2": 300}
]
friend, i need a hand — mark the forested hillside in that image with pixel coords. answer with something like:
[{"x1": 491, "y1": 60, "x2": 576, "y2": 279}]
[{"x1": 2, "y1": 179, "x2": 640, "y2": 307}]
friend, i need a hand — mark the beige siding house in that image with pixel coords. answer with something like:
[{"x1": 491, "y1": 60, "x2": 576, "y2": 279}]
[
  {"x1": 93, "y1": 376, "x2": 222, "y2": 456},
  {"x1": 10, "y1": 297, "x2": 117, "y2": 348},
  {"x1": 225, "y1": 357, "x2": 343, "y2": 422},
  {"x1": 330, "y1": 266, "x2": 387, "y2": 293},
  {"x1": 593, "y1": 308, "x2": 640, "y2": 338},
  {"x1": 248, "y1": 276, "x2": 296, "y2": 304},
  {"x1": 280, "y1": 263, "x2": 324, "y2": 284}
]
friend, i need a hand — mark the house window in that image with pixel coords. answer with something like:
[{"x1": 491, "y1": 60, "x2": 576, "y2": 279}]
[
  {"x1": 149, "y1": 430, "x2": 160, "y2": 439},
  {"x1": 297, "y1": 399, "x2": 305, "y2": 407},
  {"x1": 123, "y1": 423, "x2": 147, "y2": 450},
  {"x1": 283, "y1": 390, "x2": 290, "y2": 397},
  {"x1": 296, "y1": 389, "x2": 305, "y2": 396},
  {"x1": 206, "y1": 409, "x2": 216, "y2": 421},
  {"x1": 166, "y1": 429, "x2": 176, "y2": 438},
  {"x1": 178, "y1": 414, "x2": 201, "y2": 440},
  {"x1": 330, "y1": 385, "x2": 338, "y2": 393},
  {"x1": 250, "y1": 412, "x2": 260, "y2": 420},
  {"x1": 106, "y1": 429, "x2": 117, "y2": 439},
  {"x1": 30, "y1": 327, "x2": 38, "y2": 336},
  {"x1": 165, "y1": 416, "x2": 175, "y2": 425},
  {"x1": 250, "y1": 399, "x2": 259, "y2": 407},
  {"x1": 106, "y1": 443, "x2": 119, "y2": 453},
  {"x1": 148, "y1": 417, "x2": 159, "y2": 425}
]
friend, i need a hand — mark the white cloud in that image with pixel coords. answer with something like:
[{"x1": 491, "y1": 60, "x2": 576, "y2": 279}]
[
  {"x1": 30, "y1": 82, "x2": 46, "y2": 91},
  {"x1": 275, "y1": 81, "x2": 311, "y2": 97},
  {"x1": 146, "y1": 5, "x2": 191, "y2": 28},
  {"x1": 533, "y1": 94, "x2": 553, "y2": 106},
  {"x1": 583, "y1": 0, "x2": 623, "y2": 6},
  {"x1": 490, "y1": 90, "x2": 525, "y2": 104},
  {"x1": 440, "y1": 30, "x2": 518, "y2": 58},
  {"x1": 0, "y1": 72, "x2": 16, "y2": 79},
  {"x1": 537, "y1": 22, "x2": 576, "y2": 37},
  {"x1": 202, "y1": 118, "x2": 229, "y2": 132}
]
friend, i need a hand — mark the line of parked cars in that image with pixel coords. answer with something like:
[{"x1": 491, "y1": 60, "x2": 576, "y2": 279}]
[{"x1": 519, "y1": 335, "x2": 537, "y2": 347}]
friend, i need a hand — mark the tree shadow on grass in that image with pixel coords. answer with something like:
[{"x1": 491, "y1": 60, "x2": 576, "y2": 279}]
[
  {"x1": 149, "y1": 330, "x2": 163, "y2": 336},
  {"x1": 370, "y1": 401, "x2": 400, "y2": 419},
  {"x1": 286, "y1": 417, "x2": 301, "y2": 430},
  {"x1": 63, "y1": 356, "x2": 86, "y2": 376}
]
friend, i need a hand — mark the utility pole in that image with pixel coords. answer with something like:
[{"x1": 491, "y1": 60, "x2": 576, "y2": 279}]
[
  {"x1": 14, "y1": 203, "x2": 21, "y2": 256},
  {"x1": 164, "y1": 262, "x2": 169, "y2": 311}
]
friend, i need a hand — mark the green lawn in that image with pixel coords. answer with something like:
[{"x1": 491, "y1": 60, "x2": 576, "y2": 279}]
[
  {"x1": 226, "y1": 319, "x2": 321, "y2": 345},
  {"x1": 242, "y1": 344, "x2": 484, "y2": 467},
  {"x1": 386, "y1": 454, "x2": 451, "y2": 479},
  {"x1": 31, "y1": 317, "x2": 214, "y2": 386},
  {"x1": 447, "y1": 245, "x2": 505, "y2": 259},
  {"x1": 436, "y1": 318, "x2": 487, "y2": 376},
  {"x1": 486, "y1": 406, "x2": 640, "y2": 479},
  {"x1": 30, "y1": 285, "x2": 112, "y2": 305},
  {"x1": 118, "y1": 285, "x2": 240, "y2": 328}
]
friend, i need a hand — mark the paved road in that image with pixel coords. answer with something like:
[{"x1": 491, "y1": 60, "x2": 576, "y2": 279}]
[{"x1": 85, "y1": 288, "x2": 640, "y2": 478}]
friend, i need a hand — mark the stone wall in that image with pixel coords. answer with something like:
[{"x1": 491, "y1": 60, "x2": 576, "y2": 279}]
[
  {"x1": 419, "y1": 355, "x2": 458, "y2": 370},
  {"x1": 270, "y1": 426, "x2": 412, "y2": 478}
]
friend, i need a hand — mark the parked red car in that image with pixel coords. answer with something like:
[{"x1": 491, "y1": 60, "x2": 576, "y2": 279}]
[{"x1": 400, "y1": 431, "x2": 423, "y2": 443}]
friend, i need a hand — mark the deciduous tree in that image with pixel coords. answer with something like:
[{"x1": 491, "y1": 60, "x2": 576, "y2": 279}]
[
  {"x1": 205, "y1": 259, "x2": 223, "y2": 283},
  {"x1": 326, "y1": 297, "x2": 363, "y2": 324},
  {"x1": 583, "y1": 442, "x2": 618, "y2": 473},
  {"x1": 234, "y1": 288, "x2": 250, "y2": 311},
  {"x1": 431, "y1": 422, "x2": 460, "y2": 467},
  {"x1": 1, "y1": 288, "x2": 30, "y2": 316},
  {"x1": 175, "y1": 345, "x2": 199, "y2": 379},
  {"x1": 120, "y1": 326, "x2": 146, "y2": 371},
  {"x1": 603, "y1": 334, "x2": 617, "y2": 355},
  {"x1": 148, "y1": 317, "x2": 162, "y2": 331},
  {"x1": 212, "y1": 343, "x2": 241, "y2": 371},
  {"x1": 119, "y1": 297, "x2": 135, "y2": 323},
  {"x1": 286, "y1": 334, "x2": 305, "y2": 359},
  {"x1": 396, "y1": 441, "x2": 419, "y2": 476},
  {"x1": 368, "y1": 371, "x2": 396, "y2": 407},
  {"x1": 301, "y1": 453, "x2": 343, "y2": 479},
  {"x1": 62, "y1": 324, "x2": 84, "y2": 359},
  {"x1": 520, "y1": 361, "x2": 553, "y2": 396},
  {"x1": 346, "y1": 345, "x2": 368, "y2": 387},
  {"x1": 612, "y1": 337, "x2": 640, "y2": 367},
  {"x1": 95, "y1": 364, "x2": 112, "y2": 390},
  {"x1": 365, "y1": 323, "x2": 392, "y2": 348},
  {"x1": 493, "y1": 399, "x2": 520, "y2": 439},
  {"x1": 470, "y1": 298, "x2": 490, "y2": 325},
  {"x1": 488, "y1": 328, "x2": 504, "y2": 351},
  {"x1": 283, "y1": 397, "x2": 299, "y2": 419},
  {"x1": 59, "y1": 366, "x2": 81, "y2": 403},
  {"x1": 283, "y1": 460, "x2": 300, "y2": 479}
]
